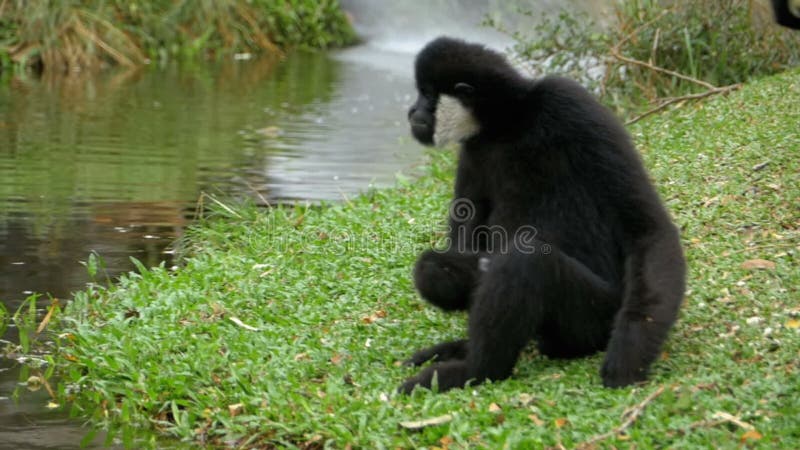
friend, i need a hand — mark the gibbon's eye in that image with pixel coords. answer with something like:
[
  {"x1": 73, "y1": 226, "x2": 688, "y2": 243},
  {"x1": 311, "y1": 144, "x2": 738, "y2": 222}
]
[
  {"x1": 418, "y1": 86, "x2": 436, "y2": 100},
  {"x1": 454, "y1": 82, "x2": 475, "y2": 96}
]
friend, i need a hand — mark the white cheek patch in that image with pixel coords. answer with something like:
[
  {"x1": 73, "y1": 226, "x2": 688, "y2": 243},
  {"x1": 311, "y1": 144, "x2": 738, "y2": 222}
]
[{"x1": 434, "y1": 94, "x2": 479, "y2": 147}]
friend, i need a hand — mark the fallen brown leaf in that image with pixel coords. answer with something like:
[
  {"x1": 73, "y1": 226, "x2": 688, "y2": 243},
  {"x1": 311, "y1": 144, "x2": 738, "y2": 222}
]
[
  {"x1": 36, "y1": 300, "x2": 60, "y2": 334},
  {"x1": 529, "y1": 414, "x2": 545, "y2": 426},
  {"x1": 228, "y1": 403, "x2": 244, "y2": 417},
  {"x1": 740, "y1": 429, "x2": 763, "y2": 442},
  {"x1": 361, "y1": 310, "x2": 387, "y2": 324},
  {"x1": 741, "y1": 259, "x2": 776, "y2": 270}
]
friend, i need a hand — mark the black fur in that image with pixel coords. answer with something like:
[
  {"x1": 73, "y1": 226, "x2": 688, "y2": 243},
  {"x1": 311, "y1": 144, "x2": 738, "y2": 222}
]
[
  {"x1": 772, "y1": 0, "x2": 800, "y2": 29},
  {"x1": 401, "y1": 37, "x2": 686, "y2": 393}
]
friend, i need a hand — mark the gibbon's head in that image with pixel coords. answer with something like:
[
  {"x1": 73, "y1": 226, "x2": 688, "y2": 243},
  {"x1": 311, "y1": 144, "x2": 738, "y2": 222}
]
[{"x1": 407, "y1": 36, "x2": 520, "y2": 147}]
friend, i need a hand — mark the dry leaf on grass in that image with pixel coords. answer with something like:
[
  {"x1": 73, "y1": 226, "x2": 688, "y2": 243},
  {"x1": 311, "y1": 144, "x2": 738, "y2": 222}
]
[
  {"x1": 229, "y1": 316, "x2": 260, "y2": 331},
  {"x1": 529, "y1": 414, "x2": 545, "y2": 426},
  {"x1": 740, "y1": 429, "x2": 763, "y2": 442},
  {"x1": 228, "y1": 403, "x2": 244, "y2": 417},
  {"x1": 741, "y1": 259, "x2": 776, "y2": 270},
  {"x1": 399, "y1": 414, "x2": 453, "y2": 430},
  {"x1": 361, "y1": 310, "x2": 387, "y2": 324}
]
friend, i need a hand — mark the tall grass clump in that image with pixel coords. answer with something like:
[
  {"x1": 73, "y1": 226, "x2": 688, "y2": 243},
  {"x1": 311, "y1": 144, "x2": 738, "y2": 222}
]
[
  {"x1": 0, "y1": 0, "x2": 355, "y2": 73},
  {"x1": 494, "y1": 0, "x2": 800, "y2": 117}
]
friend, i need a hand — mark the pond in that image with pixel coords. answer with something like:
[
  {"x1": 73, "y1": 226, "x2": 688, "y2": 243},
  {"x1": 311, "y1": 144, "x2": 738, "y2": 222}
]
[{"x1": 0, "y1": 48, "x2": 419, "y2": 448}]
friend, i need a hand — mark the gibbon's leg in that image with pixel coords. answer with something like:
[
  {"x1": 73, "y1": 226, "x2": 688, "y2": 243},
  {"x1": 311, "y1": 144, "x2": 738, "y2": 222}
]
[
  {"x1": 404, "y1": 339, "x2": 468, "y2": 366},
  {"x1": 404, "y1": 249, "x2": 478, "y2": 367},
  {"x1": 400, "y1": 246, "x2": 619, "y2": 393}
]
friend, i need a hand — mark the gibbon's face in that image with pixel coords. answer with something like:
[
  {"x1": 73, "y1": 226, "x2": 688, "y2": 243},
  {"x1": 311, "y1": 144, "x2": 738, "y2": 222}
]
[{"x1": 408, "y1": 89, "x2": 479, "y2": 147}]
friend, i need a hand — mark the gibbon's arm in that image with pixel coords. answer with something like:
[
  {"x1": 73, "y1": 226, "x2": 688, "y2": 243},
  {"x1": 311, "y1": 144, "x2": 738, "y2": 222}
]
[
  {"x1": 448, "y1": 156, "x2": 491, "y2": 253},
  {"x1": 602, "y1": 225, "x2": 685, "y2": 386}
]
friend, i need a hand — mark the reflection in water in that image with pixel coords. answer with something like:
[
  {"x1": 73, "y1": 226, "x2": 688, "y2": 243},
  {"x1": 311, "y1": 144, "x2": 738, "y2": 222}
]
[
  {"x1": 0, "y1": 357, "x2": 122, "y2": 449},
  {"x1": 0, "y1": 203, "x2": 186, "y2": 311},
  {"x1": 0, "y1": 52, "x2": 417, "y2": 303},
  {"x1": 0, "y1": 50, "x2": 417, "y2": 448}
]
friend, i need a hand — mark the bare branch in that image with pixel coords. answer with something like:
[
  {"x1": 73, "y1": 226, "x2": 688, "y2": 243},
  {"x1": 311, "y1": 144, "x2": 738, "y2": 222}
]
[
  {"x1": 625, "y1": 83, "x2": 741, "y2": 125},
  {"x1": 610, "y1": 46, "x2": 717, "y2": 90},
  {"x1": 677, "y1": 411, "x2": 755, "y2": 436}
]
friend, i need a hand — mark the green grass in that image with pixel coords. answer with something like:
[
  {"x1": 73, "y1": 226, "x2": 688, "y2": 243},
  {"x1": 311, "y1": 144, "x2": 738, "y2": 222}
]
[{"x1": 48, "y1": 69, "x2": 800, "y2": 448}]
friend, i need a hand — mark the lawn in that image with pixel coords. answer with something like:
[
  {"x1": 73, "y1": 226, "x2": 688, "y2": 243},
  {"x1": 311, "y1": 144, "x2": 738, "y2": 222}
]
[{"x1": 51, "y1": 68, "x2": 799, "y2": 448}]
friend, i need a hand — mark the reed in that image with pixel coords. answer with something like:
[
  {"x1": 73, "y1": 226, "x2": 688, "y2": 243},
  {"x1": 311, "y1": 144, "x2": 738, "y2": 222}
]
[{"x1": 0, "y1": 0, "x2": 355, "y2": 73}]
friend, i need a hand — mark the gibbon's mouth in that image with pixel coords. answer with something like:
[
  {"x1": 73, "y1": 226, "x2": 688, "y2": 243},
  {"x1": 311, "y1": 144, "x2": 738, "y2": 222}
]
[
  {"x1": 409, "y1": 120, "x2": 429, "y2": 130},
  {"x1": 410, "y1": 123, "x2": 434, "y2": 145}
]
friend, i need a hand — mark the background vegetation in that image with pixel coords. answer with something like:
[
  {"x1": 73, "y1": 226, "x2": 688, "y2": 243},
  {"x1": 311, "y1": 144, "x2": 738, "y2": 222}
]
[
  {"x1": 493, "y1": 0, "x2": 800, "y2": 118},
  {"x1": 0, "y1": 0, "x2": 355, "y2": 73}
]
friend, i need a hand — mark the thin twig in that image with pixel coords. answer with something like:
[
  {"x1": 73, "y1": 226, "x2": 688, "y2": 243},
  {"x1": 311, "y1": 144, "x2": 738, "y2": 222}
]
[
  {"x1": 338, "y1": 186, "x2": 355, "y2": 209},
  {"x1": 678, "y1": 411, "x2": 755, "y2": 436},
  {"x1": 615, "y1": 10, "x2": 671, "y2": 50},
  {"x1": 72, "y1": 17, "x2": 136, "y2": 67},
  {"x1": 681, "y1": 418, "x2": 728, "y2": 433},
  {"x1": 710, "y1": 411, "x2": 755, "y2": 430},
  {"x1": 33, "y1": 370, "x2": 57, "y2": 399},
  {"x1": 203, "y1": 193, "x2": 242, "y2": 218},
  {"x1": 625, "y1": 83, "x2": 741, "y2": 125},
  {"x1": 611, "y1": 46, "x2": 717, "y2": 90},
  {"x1": 726, "y1": 241, "x2": 796, "y2": 255},
  {"x1": 243, "y1": 180, "x2": 271, "y2": 208},
  {"x1": 576, "y1": 385, "x2": 665, "y2": 449},
  {"x1": 649, "y1": 27, "x2": 660, "y2": 65}
]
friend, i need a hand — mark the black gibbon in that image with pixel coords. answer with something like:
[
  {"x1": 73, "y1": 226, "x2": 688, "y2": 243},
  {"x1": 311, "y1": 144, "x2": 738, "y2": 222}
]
[{"x1": 401, "y1": 37, "x2": 686, "y2": 393}]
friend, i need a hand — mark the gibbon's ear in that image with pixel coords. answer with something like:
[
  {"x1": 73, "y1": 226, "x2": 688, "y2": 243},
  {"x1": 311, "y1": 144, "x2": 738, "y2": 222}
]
[{"x1": 454, "y1": 82, "x2": 475, "y2": 96}]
